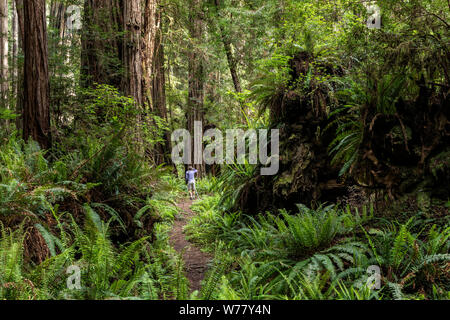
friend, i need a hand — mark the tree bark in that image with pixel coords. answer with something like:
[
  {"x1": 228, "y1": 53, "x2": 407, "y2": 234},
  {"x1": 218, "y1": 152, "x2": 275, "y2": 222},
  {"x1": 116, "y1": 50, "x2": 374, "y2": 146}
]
[
  {"x1": 80, "y1": 0, "x2": 171, "y2": 159},
  {"x1": 151, "y1": 3, "x2": 171, "y2": 165},
  {"x1": 141, "y1": 0, "x2": 172, "y2": 164},
  {"x1": 49, "y1": 1, "x2": 68, "y2": 129},
  {"x1": 122, "y1": 0, "x2": 143, "y2": 105},
  {"x1": 187, "y1": 0, "x2": 206, "y2": 176},
  {"x1": 142, "y1": 0, "x2": 158, "y2": 110},
  {"x1": 213, "y1": 0, "x2": 241, "y2": 93},
  {"x1": 81, "y1": 0, "x2": 123, "y2": 89},
  {"x1": 122, "y1": 0, "x2": 145, "y2": 150},
  {"x1": 14, "y1": 0, "x2": 24, "y2": 42},
  {"x1": 14, "y1": 0, "x2": 24, "y2": 132},
  {"x1": 12, "y1": 0, "x2": 19, "y2": 130},
  {"x1": 50, "y1": 1, "x2": 66, "y2": 40},
  {"x1": 0, "y1": 0, "x2": 8, "y2": 123},
  {"x1": 22, "y1": 0, "x2": 51, "y2": 150}
]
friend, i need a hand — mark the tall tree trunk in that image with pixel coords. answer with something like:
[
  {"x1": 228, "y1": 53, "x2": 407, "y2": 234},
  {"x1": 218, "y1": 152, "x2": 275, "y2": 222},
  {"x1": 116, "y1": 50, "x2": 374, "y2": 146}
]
[
  {"x1": 122, "y1": 0, "x2": 144, "y2": 150},
  {"x1": 14, "y1": 0, "x2": 24, "y2": 132},
  {"x1": 142, "y1": 0, "x2": 157, "y2": 110},
  {"x1": 14, "y1": 0, "x2": 24, "y2": 41},
  {"x1": 142, "y1": 0, "x2": 171, "y2": 164},
  {"x1": 151, "y1": 3, "x2": 171, "y2": 165},
  {"x1": 81, "y1": 0, "x2": 169, "y2": 159},
  {"x1": 0, "y1": 0, "x2": 8, "y2": 129},
  {"x1": 81, "y1": 0, "x2": 122, "y2": 89},
  {"x1": 50, "y1": 1, "x2": 66, "y2": 40},
  {"x1": 122, "y1": 0, "x2": 143, "y2": 105},
  {"x1": 49, "y1": 1, "x2": 67, "y2": 129},
  {"x1": 12, "y1": 0, "x2": 19, "y2": 130},
  {"x1": 22, "y1": 0, "x2": 51, "y2": 150},
  {"x1": 187, "y1": 0, "x2": 205, "y2": 177},
  {"x1": 213, "y1": 0, "x2": 241, "y2": 93}
]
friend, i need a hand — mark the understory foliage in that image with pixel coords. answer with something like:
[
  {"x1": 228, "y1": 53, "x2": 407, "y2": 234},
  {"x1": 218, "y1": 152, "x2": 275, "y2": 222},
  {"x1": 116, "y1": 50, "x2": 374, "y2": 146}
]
[
  {"x1": 0, "y1": 206, "x2": 189, "y2": 300},
  {"x1": 226, "y1": 0, "x2": 450, "y2": 214},
  {"x1": 186, "y1": 196, "x2": 450, "y2": 300},
  {"x1": 0, "y1": 134, "x2": 189, "y2": 300}
]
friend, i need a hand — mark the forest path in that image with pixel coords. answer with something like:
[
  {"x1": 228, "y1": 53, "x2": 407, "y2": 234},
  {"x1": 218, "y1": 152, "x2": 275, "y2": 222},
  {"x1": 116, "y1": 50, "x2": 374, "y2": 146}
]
[{"x1": 169, "y1": 199, "x2": 212, "y2": 295}]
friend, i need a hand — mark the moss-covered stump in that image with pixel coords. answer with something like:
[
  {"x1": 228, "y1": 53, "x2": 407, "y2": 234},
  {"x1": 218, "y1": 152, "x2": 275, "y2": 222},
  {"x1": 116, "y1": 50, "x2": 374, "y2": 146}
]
[
  {"x1": 236, "y1": 51, "x2": 450, "y2": 215},
  {"x1": 236, "y1": 52, "x2": 346, "y2": 214},
  {"x1": 355, "y1": 82, "x2": 450, "y2": 200}
]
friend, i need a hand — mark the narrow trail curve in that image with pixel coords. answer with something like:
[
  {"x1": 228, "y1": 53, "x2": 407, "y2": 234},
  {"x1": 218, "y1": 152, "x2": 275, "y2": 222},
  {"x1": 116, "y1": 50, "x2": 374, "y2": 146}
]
[{"x1": 169, "y1": 199, "x2": 212, "y2": 294}]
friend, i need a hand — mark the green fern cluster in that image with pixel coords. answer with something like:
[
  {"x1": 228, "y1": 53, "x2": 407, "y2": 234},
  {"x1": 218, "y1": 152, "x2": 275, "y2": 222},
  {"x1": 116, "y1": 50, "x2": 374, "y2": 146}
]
[
  {"x1": 186, "y1": 196, "x2": 376, "y2": 299},
  {"x1": 200, "y1": 242, "x2": 233, "y2": 300},
  {"x1": 0, "y1": 222, "x2": 33, "y2": 299},
  {"x1": 275, "y1": 205, "x2": 345, "y2": 257},
  {"x1": 185, "y1": 195, "x2": 241, "y2": 246},
  {"x1": 186, "y1": 193, "x2": 449, "y2": 300},
  {"x1": 0, "y1": 200, "x2": 191, "y2": 300},
  {"x1": 195, "y1": 176, "x2": 219, "y2": 195},
  {"x1": 0, "y1": 138, "x2": 95, "y2": 219},
  {"x1": 227, "y1": 204, "x2": 366, "y2": 260},
  {"x1": 215, "y1": 161, "x2": 257, "y2": 212},
  {"x1": 327, "y1": 105, "x2": 363, "y2": 177},
  {"x1": 364, "y1": 219, "x2": 450, "y2": 299},
  {"x1": 327, "y1": 72, "x2": 408, "y2": 177}
]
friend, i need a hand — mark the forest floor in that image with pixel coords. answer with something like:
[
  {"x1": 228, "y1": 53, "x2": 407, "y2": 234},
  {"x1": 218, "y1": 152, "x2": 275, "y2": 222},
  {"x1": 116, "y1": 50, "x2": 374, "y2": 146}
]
[{"x1": 169, "y1": 199, "x2": 212, "y2": 294}]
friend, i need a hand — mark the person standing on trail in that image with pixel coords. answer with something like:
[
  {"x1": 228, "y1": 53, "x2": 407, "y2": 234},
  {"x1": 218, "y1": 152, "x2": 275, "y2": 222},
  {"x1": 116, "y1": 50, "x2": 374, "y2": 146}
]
[{"x1": 185, "y1": 167, "x2": 198, "y2": 200}]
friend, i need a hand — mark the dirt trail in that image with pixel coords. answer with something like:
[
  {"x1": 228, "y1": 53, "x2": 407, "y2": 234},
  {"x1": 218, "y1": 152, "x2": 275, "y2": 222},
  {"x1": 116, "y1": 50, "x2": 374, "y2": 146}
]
[{"x1": 169, "y1": 199, "x2": 212, "y2": 294}]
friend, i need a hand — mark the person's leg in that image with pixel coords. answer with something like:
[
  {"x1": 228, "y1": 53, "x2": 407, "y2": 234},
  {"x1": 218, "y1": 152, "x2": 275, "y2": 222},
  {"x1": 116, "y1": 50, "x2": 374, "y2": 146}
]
[{"x1": 188, "y1": 182, "x2": 194, "y2": 199}]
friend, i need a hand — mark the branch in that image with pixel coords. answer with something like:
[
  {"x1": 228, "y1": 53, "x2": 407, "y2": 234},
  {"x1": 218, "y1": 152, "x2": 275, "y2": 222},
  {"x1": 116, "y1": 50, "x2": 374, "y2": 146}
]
[{"x1": 424, "y1": 11, "x2": 450, "y2": 28}]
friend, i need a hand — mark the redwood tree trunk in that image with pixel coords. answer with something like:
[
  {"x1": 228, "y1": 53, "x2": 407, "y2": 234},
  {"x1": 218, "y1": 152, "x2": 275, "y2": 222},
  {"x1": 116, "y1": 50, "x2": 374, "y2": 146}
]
[
  {"x1": 142, "y1": 0, "x2": 158, "y2": 110},
  {"x1": 187, "y1": 0, "x2": 206, "y2": 176},
  {"x1": 142, "y1": 0, "x2": 171, "y2": 164},
  {"x1": 12, "y1": 0, "x2": 19, "y2": 130},
  {"x1": 81, "y1": 0, "x2": 122, "y2": 89},
  {"x1": 50, "y1": 1, "x2": 66, "y2": 40},
  {"x1": 14, "y1": 0, "x2": 24, "y2": 42},
  {"x1": 151, "y1": 4, "x2": 171, "y2": 165},
  {"x1": 122, "y1": 0, "x2": 144, "y2": 149},
  {"x1": 122, "y1": 0, "x2": 143, "y2": 105},
  {"x1": 22, "y1": 0, "x2": 51, "y2": 150},
  {"x1": 14, "y1": 0, "x2": 24, "y2": 132},
  {"x1": 0, "y1": 0, "x2": 8, "y2": 121}
]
